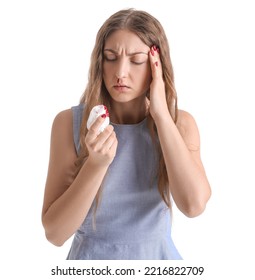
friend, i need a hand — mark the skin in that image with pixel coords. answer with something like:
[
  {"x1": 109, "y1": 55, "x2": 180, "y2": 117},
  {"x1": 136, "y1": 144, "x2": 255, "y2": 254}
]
[
  {"x1": 42, "y1": 29, "x2": 211, "y2": 246},
  {"x1": 103, "y1": 30, "x2": 151, "y2": 124}
]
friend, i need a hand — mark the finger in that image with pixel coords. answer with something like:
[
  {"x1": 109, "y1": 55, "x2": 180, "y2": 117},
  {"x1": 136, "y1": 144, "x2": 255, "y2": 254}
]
[
  {"x1": 88, "y1": 115, "x2": 107, "y2": 136},
  {"x1": 149, "y1": 45, "x2": 162, "y2": 78},
  {"x1": 87, "y1": 126, "x2": 115, "y2": 154},
  {"x1": 85, "y1": 116, "x2": 107, "y2": 145},
  {"x1": 101, "y1": 130, "x2": 117, "y2": 151},
  {"x1": 94, "y1": 125, "x2": 114, "y2": 146},
  {"x1": 109, "y1": 137, "x2": 118, "y2": 155}
]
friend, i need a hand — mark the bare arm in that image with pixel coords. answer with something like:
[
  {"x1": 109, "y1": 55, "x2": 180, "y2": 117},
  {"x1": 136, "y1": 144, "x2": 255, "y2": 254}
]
[
  {"x1": 41, "y1": 110, "x2": 117, "y2": 246},
  {"x1": 148, "y1": 46, "x2": 211, "y2": 217},
  {"x1": 154, "y1": 110, "x2": 211, "y2": 217}
]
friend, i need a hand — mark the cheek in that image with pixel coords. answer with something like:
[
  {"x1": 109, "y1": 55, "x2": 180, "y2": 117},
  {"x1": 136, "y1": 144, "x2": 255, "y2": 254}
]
[
  {"x1": 146, "y1": 67, "x2": 152, "y2": 84},
  {"x1": 136, "y1": 66, "x2": 152, "y2": 89},
  {"x1": 103, "y1": 65, "x2": 110, "y2": 85}
]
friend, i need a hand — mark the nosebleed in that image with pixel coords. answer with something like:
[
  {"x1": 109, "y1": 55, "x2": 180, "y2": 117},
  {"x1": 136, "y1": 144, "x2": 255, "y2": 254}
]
[{"x1": 87, "y1": 105, "x2": 110, "y2": 132}]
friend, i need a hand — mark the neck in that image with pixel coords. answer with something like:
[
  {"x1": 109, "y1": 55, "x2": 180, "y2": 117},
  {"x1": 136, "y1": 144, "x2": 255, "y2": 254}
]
[{"x1": 109, "y1": 97, "x2": 149, "y2": 124}]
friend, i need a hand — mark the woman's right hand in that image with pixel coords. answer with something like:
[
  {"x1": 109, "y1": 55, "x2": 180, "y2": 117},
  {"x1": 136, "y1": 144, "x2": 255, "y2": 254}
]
[{"x1": 85, "y1": 115, "x2": 118, "y2": 167}]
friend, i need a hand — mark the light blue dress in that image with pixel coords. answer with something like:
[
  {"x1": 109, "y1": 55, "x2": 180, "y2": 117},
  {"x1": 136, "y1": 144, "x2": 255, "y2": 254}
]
[{"x1": 67, "y1": 104, "x2": 182, "y2": 260}]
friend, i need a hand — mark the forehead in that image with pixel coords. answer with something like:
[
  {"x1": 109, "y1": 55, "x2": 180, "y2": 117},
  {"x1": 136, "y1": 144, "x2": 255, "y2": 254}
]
[{"x1": 104, "y1": 29, "x2": 149, "y2": 52}]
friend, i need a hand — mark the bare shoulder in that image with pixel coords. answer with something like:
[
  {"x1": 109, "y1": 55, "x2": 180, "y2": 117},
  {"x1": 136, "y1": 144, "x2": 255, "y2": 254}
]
[
  {"x1": 177, "y1": 109, "x2": 197, "y2": 128},
  {"x1": 176, "y1": 109, "x2": 200, "y2": 151},
  {"x1": 50, "y1": 108, "x2": 76, "y2": 161},
  {"x1": 52, "y1": 108, "x2": 72, "y2": 132}
]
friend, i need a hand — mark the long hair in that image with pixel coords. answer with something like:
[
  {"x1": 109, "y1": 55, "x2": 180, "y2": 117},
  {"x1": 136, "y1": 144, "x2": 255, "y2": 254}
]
[{"x1": 76, "y1": 8, "x2": 178, "y2": 218}]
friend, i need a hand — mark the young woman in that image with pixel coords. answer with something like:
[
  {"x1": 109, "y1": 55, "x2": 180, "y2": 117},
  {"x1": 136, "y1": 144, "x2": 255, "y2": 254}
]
[{"x1": 42, "y1": 8, "x2": 211, "y2": 260}]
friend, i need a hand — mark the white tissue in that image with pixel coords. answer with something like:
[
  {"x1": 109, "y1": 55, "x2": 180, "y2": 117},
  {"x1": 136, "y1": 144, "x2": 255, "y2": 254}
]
[{"x1": 87, "y1": 105, "x2": 110, "y2": 132}]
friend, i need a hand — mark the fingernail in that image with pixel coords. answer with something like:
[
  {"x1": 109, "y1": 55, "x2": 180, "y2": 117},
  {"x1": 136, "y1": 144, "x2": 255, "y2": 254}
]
[
  {"x1": 101, "y1": 114, "x2": 106, "y2": 118},
  {"x1": 155, "y1": 61, "x2": 158, "y2": 67},
  {"x1": 103, "y1": 106, "x2": 109, "y2": 117},
  {"x1": 157, "y1": 48, "x2": 160, "y2": 54},
  {"x1": 150, "y1": 49, "x2": 154, "y2": 56},
  {"x1": 153, "y1": 45, "x2": 157, "y2": 51}
]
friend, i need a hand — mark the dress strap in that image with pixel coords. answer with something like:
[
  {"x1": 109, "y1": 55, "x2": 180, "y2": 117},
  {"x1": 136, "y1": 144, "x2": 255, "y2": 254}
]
[{"x1": 71, "y1": 104, "x2": 84, "y2": 155}]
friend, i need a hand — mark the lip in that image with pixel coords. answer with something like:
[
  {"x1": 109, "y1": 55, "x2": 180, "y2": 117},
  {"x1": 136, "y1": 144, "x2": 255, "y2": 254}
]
[
  {"x1": 114, "y1": 84, "x2": 130, "y2": 87},
  {"x1": 113, "y1": 84, "x2": 130, "y2": 92}
]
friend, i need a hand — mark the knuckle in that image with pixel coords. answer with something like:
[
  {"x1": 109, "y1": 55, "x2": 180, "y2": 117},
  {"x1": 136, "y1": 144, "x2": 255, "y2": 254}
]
[
  {"x1": 84, "y1": 137, "x2": 91, "y2": 146},
  {"x1": 89, "y1": 142, "x2": 97, "y2": 151},
  {"x1": 105, "y1": 125, "x2": 114, "y2": 133},
  {"x1": 89, "y1": 127, "x2": 98, "y2": 135}
]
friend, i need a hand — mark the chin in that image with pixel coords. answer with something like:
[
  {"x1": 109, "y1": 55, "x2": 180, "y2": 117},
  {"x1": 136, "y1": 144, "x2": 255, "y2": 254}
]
[
  {"x1": 110, "y1": 94, "x2": 136, "y2": 104},
  {"x1": 109, "y1": 91, "x2": 146, "y2": 105}
]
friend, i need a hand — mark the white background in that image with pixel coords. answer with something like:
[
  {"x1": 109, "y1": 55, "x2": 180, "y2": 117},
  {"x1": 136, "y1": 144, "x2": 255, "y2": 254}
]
[{"x1": 0, "y1": 0, "x2": 254, "y2": 279}]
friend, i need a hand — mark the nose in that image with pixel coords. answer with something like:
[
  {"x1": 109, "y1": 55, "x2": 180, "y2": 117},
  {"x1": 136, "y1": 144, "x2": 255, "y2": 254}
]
[{"x1": 115, "y1": 57, "x2": 129, "y2": 79}]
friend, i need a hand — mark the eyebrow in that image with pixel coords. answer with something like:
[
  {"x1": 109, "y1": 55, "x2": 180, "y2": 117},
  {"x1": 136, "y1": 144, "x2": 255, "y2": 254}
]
[{"x1": 103, "y1": 49, "x2": 148, "y2": 56}]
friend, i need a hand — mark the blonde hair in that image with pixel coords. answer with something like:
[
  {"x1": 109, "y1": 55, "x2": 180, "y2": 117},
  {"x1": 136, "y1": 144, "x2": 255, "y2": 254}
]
[{"x1": 76, "y1": 8, "x2": 178, "y2": 216}]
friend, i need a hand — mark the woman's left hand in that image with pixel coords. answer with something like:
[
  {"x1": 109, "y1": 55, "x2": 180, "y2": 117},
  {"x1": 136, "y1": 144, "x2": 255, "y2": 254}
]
[{"x1": 148, "y1": 46, "x2": 169, "y2": 120}]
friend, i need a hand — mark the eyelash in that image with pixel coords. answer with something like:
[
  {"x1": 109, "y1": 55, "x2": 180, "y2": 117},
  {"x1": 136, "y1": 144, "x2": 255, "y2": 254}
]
[
  {"x1": 104, "y1": 57, "x2": 116, "y2": 62},
  {"x1": 104, "y1": 57, "x2": 145, "y2": 65},
  {"x1": 132, "y1": 61, "x2": 144, "y2": 65}
]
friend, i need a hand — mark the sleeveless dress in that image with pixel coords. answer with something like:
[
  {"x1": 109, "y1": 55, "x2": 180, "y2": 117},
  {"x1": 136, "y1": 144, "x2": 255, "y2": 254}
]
[{"x1": 67, "y1": 104, "x2": 182, "y2": 260}]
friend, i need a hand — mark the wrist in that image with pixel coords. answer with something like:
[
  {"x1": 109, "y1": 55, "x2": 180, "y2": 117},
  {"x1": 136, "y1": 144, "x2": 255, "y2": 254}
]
[
  {"x1": 151, "y1": 107, "x2": 173, "y2": 124},
  {"x1": 85, "y1": 156, "x2": 111, "y2": 170}
]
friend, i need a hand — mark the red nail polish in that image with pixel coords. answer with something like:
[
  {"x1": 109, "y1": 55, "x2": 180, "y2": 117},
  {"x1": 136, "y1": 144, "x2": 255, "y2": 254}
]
[
  {"x1": 150, "y1": 49, "x2": 154, "y2": 56},
  {"x1": 155, "y1": 61, "x2": 158, "y2": 67},
  {"x1": 103, "y1": 105, "x2": 109, "y2": 117},
  {"x1": 101, "y1": 114, "x2": 106, "y2": 118},
  {"x1": 157, "y1": 48, "x2": 160, "y2": 54},
  {"x1": 153, "y1": 45, "x2": 157, "y2": 51}
]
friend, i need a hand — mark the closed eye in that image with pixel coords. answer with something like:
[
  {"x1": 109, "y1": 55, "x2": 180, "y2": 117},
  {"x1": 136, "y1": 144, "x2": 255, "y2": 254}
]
[
  {"x1": 103, "y1": 51, "x2": 148, "y2": 65},
  {"x1": 130, "y1": 54, "x2": 148, "y2": 65},
  {"x1": 104, "y1": 57, "x2": 146, "y2": 65},
  {"x1": 104, "y1": 56, "x2": 117, "y2": 62},
  {"x1": 131, "y1": 61, "x2": 146, "y2": 65}
]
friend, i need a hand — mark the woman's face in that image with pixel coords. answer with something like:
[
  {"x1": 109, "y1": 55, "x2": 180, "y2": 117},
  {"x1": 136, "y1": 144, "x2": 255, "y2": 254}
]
[{"x1": 103, "y1": 29, "x2": 151, "y2": 103}]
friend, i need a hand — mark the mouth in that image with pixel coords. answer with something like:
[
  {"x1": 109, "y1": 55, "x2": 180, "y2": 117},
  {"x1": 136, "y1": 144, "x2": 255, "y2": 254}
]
[
  {"x1": 113, "y1": 84, "x2": 130, "y2": 88},
  {"x1": 113, "y1": 84, "x2": 131, "y2": 92}
]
